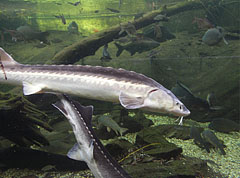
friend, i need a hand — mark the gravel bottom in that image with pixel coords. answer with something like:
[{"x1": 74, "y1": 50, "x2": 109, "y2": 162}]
[
  {"x1": 147, "y1": 115, "x2": 240, "y2": 178},
  {"x1": 0, "y1": 169, "x2": 94, "y2": 178},
  {"x1": 0, "y1": 114, "x2": 239, "y2": 178}
]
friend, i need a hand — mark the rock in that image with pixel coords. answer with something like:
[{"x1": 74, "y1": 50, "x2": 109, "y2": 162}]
[
  {"x1": 208, "y1": 118, "x2": 240, "y2": 133},
  {"x1": 136, "y1": 128, "x2": 182, "y2": 159},
  {"x1": 137, "y1": 124, "x2": 198, "y2": 140},
  {"x1": 105, "y1": 139, "x2": 134, "y2": 158},
  {"x1": 124, "y1": 156, "x2": 222, "y2": 178}
]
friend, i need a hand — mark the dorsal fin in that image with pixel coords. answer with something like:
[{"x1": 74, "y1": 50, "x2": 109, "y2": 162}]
[
  {"x1": 60, "y1": 94, "x2": 93, "y2": 125},
  {"x1": 72, "y1": 100, "x2": 93, "y2": 125},
  {"x1": 0, "y1": 48, "x2": 20, "y2": 66}
]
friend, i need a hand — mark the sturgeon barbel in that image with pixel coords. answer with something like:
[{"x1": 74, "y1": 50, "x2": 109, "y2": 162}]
[{"x1": 0, "y1": 48, "x2": 190, "y2": 117}]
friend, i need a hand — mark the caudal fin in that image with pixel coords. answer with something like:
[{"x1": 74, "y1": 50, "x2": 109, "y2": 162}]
[
  {"x1": 114, "y1": 43, "x2": 124, "y2": 57},
  {"x1": 0, "y1": 48, "x2": 20, "y2": 66},
  {"x1": 119, "y1": 127, "x2": 128, "y2": 136}
]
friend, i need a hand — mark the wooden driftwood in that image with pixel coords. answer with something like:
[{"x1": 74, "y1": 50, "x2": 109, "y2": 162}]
[
  {"x1": 49, "y1": 1, "x2": 203, "y2": 64},
  {"x1": 0, "y1": 92, "x2": 52, "y2": 147}
]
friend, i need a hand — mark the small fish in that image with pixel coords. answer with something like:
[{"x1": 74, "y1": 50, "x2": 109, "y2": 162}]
[
  {"x1": 51, "y1": 38, "x2": 62, "y2": 43},
  {"x1": 16, "y1": 26, "x2": 49, "y2": 43},
  {"x1": 53, "y1": 94, "x2": 132, "y2": 178},
  {"x1": 119, "y1": 0, "x2": 123, "y2": 9},
  {"x1": 93, "y1": 29, "x2": 99, "y2": 33},
  {"x1": 134, "y1": 12, "x2": 144, "y2": 20},
  {"x1": 192, "y1": 17, "x2": 214, "y2": 29},
  {"x1": 119, "y1": 22, "x2": 136, "y2": 36},
  {"x1": 151, "y1": 1, "x2": 157, "y2": 10},
  {"x1": 33, "y1": 41, "x2": 47, "y2": 48},
  {"x1": 94, "y1": 10, "x2": 99, "y2": 13},
  {"x1": 190, "y1": 126, "x2": 210, "y2": 153},
  {"x1": 54, "y1": 14, "x2": 66, "y2": 25},
  {"x1": 67, "y1": 21, "x2": 78, "y2": 34},
  {"x1": 153, "y1": 14, "x2": 169, "y2": 21},
  {"x1": 114, "y1": 37, "x2": 160, "y2": 57},
  {"x1": 171, "y1": 81, "x2": 210, "y2": 111},
  {"x1": 100, "y1": 44, "x2": 112, "y2": 61},
  {"x1": 114, "y1": 36, "x2": 133, "y2": 44},
  {"x1": 206, "y1": 92, "x2": 217, "y2": 107},
  {"x1": 41, "y1": 164, "x2": 56, "y2": 171},
  {"x1": 98, "y1": 115, "x2": 128, "y2": 136},
  {"x1": 209, "y1": 118, "x2": 240, "y2": 133},
  {"x1": 106, "y1": 8, "x2": 120, "y2": 13},
  {"x1": 153, "y1": 23, "x2": 162, "y2": 39},
  {"x1": 68, "y1": 1, "x2": 81, "y2": 6},
  {"x1": 3, "y1": 28, "x2": 25, "y2": 42},
  {"x1": 202, "y1": 26, "x2": 228, "y2": 46},
  {"x1": 202, "y1": 130, "x2": 226, "y2": 155}
]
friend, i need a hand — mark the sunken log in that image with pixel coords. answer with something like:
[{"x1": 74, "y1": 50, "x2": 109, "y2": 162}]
[
  {"x1": 49, "y1": 0, "x2": 203, "y2": 65},
  {"x1": 0, "y1": 92, "x2": 52, "y2": 147}
]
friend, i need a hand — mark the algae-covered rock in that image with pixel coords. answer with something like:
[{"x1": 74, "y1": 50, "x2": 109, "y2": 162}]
[
  {"x1": 137, "y1": 124, "x2": 198, "y2": 141},
  {"x1": 136, "y1": 127, "x2": 182, "y2": 159},
  {"x1": 124, "y1": 156, "x2": 223, "y2": 178},
  {"x1": 105, "y1": 139, "x2": 135, "y2": 158}
]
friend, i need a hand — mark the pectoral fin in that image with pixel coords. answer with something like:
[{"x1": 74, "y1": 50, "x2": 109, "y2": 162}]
[
  {"x1": 107, "y1": 127, "x2": 111, "y2": 132},
  {"x1": 119, "y1": 92, "x2": 145, "y2": 109},
  {"x1": 22, "y1": 81, "x2": 44, "y2": 95},
  {"x1": 223, "y1": 37, "x2": 228, "y2": 45},
  {"x1": 67, "y1": 143, "x2": 82, "y2": 161}
]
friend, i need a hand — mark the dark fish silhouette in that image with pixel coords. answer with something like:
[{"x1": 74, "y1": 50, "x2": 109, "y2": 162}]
[
  {"x1": 209, "y1": 118, "x2": 240, "y2": 133},
  {"x1": 115, "y1": 37, "x2": 160, "y2": 56},
  {"x1": 106, "y1": 8, "x2": 120, "y2": 13},
  {"x1": 68, "y1": 1, "x2": 81, "y2": 6},
  {"x1": 54, "y1": 14, "x2": 66, "y2": 25},
  {"x1": 190, "y1": 126, "x2": 210, "y2": 153},
  {"x1": 202, "y1": 130, "x2": 226, "y2": 155},
  {"x1": 100, "y1": 44, "x2": 112, "y2": 61}
]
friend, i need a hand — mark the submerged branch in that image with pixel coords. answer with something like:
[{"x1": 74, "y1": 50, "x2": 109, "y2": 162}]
[
  {"x1": 0, "y1": 92, "x2": 52, "y2": 147},
  {"x1": 49, "y1": 0, "x2": 203, "y2": 64}
]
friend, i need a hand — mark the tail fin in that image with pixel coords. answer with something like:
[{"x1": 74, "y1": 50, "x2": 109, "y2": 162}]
[
  {"x1": 119, "y1": 127, "x2": 128, "y2": 136},
  {"x1": 39, "y1": 31, "x2": 50, "y2": 44},
  {"x1": 0, "y1": 48, "x2": 20, "y2": 66},
  {"x1": 114, "y1": 43, "x2": 124, "y2": 57},
  {"x1": 218, "y1": 144, "x2": 226, "y2": 155}
]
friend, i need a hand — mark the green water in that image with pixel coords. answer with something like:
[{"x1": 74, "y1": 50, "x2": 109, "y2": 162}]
[
  {"x1": 0, "y1": 0, "x2": 239, "y2": 178},
  {"x1": 1, "y1": 0, "x2": 150, "y2": 33}
]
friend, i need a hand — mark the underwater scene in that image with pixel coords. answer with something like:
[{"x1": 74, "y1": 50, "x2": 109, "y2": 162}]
[{"x1": 0, "y1": 0, "x2": 239, "y2": 177}]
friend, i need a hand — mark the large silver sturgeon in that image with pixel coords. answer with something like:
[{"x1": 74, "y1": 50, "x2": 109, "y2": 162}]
[
  {"x1": 0, "y1": 47, "x2": 190, "y2": 117},
  {"x1": 53, "y1": 94, "x2": 132, "y2": 178}
]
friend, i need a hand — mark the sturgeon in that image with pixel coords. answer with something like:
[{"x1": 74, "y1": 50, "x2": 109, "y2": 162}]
[
  {"x1": 0, "y1": 47, "x2": 190, "y2": 117},
  {"x1": 53, "y1": 94, "x2": 131, "y2": 178}
]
